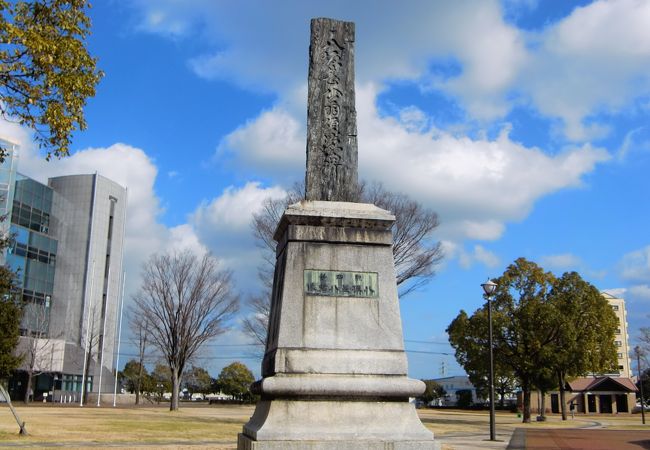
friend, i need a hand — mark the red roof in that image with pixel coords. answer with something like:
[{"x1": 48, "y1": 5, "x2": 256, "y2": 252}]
[{"x1": 566, "y1": 376, "x2": 638, "y2": 393}]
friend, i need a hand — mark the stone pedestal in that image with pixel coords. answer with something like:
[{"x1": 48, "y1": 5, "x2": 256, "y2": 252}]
[{"x1": 238, "y1": 201, "x2": 434, "y2": 449}]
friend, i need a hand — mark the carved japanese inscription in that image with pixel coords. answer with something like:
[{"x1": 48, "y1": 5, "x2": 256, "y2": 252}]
[
  {"x1": 304, "y1": 270, "x2": 378, "y2": 298},
  {"x1": 305, "y1": 18, "x2": 358, "y2": 202}
]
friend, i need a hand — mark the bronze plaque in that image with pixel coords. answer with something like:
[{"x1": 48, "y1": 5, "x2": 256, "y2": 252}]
[{"x1": 304, "y1": 269, "x2": 378, "y2": 298}]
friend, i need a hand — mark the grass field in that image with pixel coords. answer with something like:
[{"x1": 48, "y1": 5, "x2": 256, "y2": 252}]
[{"x1": 1, "y1": 403, "x2": 648, "y2": 449}]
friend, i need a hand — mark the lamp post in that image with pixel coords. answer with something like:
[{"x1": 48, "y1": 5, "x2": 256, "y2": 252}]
[
  {"x1": 481, "y1": 279, "x2": 497, "y2": 441},
  {"x1": 636, "y1": 346, "x2": 646, "y2": 425}
]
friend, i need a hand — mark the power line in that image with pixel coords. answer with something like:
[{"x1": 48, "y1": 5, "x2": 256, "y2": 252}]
[
  {"x1": 404, "y1": 339, "x2": 450, "y2": 345},
  {"x1": 118, "y1": 348, "x2": 451, "y2": 359},
  {"x1": 405, "y1": 349, "x2": 453, "y2": 356}
]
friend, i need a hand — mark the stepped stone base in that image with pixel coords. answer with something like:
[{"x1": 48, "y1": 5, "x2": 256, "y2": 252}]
[
  {"x1": 238, "y1": 202, "x2": 434, "y2": 449},
  {"x1": 238, "y1": 435, "x2": 435, "y2": 450},
  {"x1": 238, "y1": 399, "x2": 434, "y2": 449}
]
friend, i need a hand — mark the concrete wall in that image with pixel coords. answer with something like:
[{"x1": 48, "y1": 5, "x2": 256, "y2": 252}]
[{"x1": 49, "y1": 174, "x2": 127, "y2": 392}]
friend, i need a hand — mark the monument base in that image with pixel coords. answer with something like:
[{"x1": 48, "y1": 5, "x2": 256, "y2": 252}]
[
  {"x1": 238, "y1": 435, "x2": 435, "y2": 450},
  {"x1": 238, "y1": 201, "x2": 434, "y2": 449},
  {"x1": 238, "y1": 399, "x2": 434, "y2": 449}
]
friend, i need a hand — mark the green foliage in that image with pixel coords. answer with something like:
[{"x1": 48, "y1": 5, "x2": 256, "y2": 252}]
[
  {"x1": 455, "y1": 389, "x2": 473, "y2": 408},
  {"x1": 0, "y1": 215, "x2": 20, "y2": 381},
  {"x1": 547, "y1": 272, "x2": 618, "y2": 376},
  {"x1": 418, "y1": 379, "x2": 445, "y2": 405},
  {"x1": 448, "y1": 258, "x2": 621, "y2": 423},
  {"x1": 150, "y1": 363, "x2": 171, "y2": 399},
  {"x1": 216, "y1": 361, "x2": 255, "y2": 401},
  {"x1": 0, "y1": 288, "x2": 21, "y2": 380},
  {"x1": 0, "y1": 0, "x2": 103, "y2": 159},
  {"x1": 446, "y1": 309, "x2": 518, "y2": 405},
  {"x1": 120, "y1": 359, "x2": 147, "y2": 393},
  {"x1": 183, "y1": 365, "x2": 212, "y2": 395}
]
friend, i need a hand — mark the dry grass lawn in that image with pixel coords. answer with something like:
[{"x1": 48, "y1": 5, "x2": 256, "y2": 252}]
[
  {"x1": 0, "y1": 403, "x2": 250, "y2": 448},
  {"x1": 0, "y1": 403, "x2": 647, "y2": 448}
]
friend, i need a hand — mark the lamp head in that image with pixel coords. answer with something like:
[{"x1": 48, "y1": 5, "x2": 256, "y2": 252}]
[{"x1": 481, "y1": 279, "x2": 497, "y2": 296}]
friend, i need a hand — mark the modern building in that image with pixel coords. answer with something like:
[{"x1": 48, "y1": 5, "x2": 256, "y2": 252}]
[
  {"x1": 1, "y1": 140, "x2": 127, "y2": 402},
  {"x1": 432, "y1": 375, "x2": 483, "y2": 406}
]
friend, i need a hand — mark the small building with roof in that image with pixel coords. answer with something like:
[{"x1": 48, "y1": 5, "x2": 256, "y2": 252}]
[{"x1": 550, "y1": 376, "x2": 637, "y2": 414}]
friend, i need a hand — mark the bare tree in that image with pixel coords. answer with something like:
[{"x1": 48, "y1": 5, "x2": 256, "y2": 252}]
[
  {"x1": 242, "y1": 181, "x2": 442, "y2": 346},
  {"x1": 128, "y1": 313, "x2": 153, "y2": 405},
  {"x1": 360, "y1": 182, "x2": 443, "y2": 296},
  {"x1": 81, "y1": 305, "x2": 101, "y2": 405},
  {"x1": 20, "y1": 299, "x2": 60, "y2": 403},
  {"x1": 132, "y1": 250, "x2": 239, "y2": 411}
]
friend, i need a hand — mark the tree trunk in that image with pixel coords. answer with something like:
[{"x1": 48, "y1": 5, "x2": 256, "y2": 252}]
[
  {"x1": 558, "y1": 371, "x2": 567, "y2": 421},
  {"x1": 23, "y1": 372, "x2": 33, "y2": 404},
  {"x1": 540, "y1": 391, "x2": 547, "y2": 420},
  {"x1": 522, "y1": 388, "x2": 532, "y2": 423},
  {"x1": 136, "y1": 333, "x2": 146, "y2": 406},
  {"x1": 82, "y1": 349, "x2": 93, "y2": 404},
  {"x1": 170, "y1": 367, "x2": 180, "y2": 411},
  {"x1": 135, "y1": 363, "x2": 143, "y2": 405}
]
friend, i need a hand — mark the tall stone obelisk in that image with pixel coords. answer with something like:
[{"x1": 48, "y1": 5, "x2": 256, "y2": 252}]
[
  {"x1": 305, "y1": 18, "x2": 358, "y2": 202},
  {"x1": 238, "y1": 18, "x2": 435, "y2": 449}
]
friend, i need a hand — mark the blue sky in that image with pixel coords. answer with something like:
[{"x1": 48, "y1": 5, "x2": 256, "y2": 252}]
[{"x1": 2, "y1": 0, "x2": 650, "y2": 380}]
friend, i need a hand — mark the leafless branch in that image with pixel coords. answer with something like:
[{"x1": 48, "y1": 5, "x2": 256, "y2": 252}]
[{"x1": 132, "y1": 250, "x2": 239, "y2": 410}]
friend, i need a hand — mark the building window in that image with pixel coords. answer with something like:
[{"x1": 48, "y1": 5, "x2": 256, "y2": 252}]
[
  {"x1": 618, "y1": 353, "x2": 623, "y2": 358},
  {"x1": 615, "y1": 341, "x2": 622, "y2": 347},
  {"x1": 618, "y1": 365, "x2": 624, "y2": 370},
  {"x1": 616, "y1": 328, "x2": 621, "y2": 334},
  {"x1": 612, "y1": 305, "x2": 619, "y2": 311}
]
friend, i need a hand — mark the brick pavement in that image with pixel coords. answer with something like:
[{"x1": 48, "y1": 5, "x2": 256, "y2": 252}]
[{"x1": 509, "y1": 429, "x2": 650, "y2": 450}]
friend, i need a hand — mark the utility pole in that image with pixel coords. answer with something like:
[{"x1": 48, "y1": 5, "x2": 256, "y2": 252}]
[{"x1": 636, "y1": 346, "x2": 646, "y2": 425}]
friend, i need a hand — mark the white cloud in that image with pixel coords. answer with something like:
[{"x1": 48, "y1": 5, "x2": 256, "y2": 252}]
[
  {"x1": 629, "y1": 284, "x2": 650, "y2": 301},
  {"x1": 602, "y1": 288, "x2": 627, "y2": 298},
  {"x1": 0, "y1": 119, "x2": 173, "y2": 302},
  {"x1": 217, "y1": 108, "x2": 304, "y2": 178},
  {"x1": 215, "y1": 82, "x2": 609, "y2": 241},
  {"x1": 619, "y1": 245, "x2": 650, "y2": 283},
  {"x1": 604, "y1": 285, "x2": 650, "y2": 304},
  {"x1": 457, "y1": 244, "x2": 500, "y2": 269},
  {"x1": 523, "y1": 0, "x2": 650, "y2": 140},
  {"x1": 128, "y1": 0, "x2": 525, "y2": 118},
  {"x1": 129, "y1": 0, "x2": 650, "y2": 142},
  {"x1": 189, "y1": 182, "x2": 287, "y2": 289},
  {"x1": 356, "y1": 83, "x2": 609, "y2": 240},
  {"x1": 1, "y1": 117, "x2": 289, "y2": 303},
  {"x1": 540, "y1": 253, "x2": 582, "y2": 271},
  {"x1": 191, "y1": 182, "x2": 286, "y2": 236}
]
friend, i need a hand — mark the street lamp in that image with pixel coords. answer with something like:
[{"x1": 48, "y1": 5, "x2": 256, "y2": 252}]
[
  {"x1": 481, "y1": 279, "x2": 497, "y2": 441},
  {"x1": 635, "y1": 346, "x2": 646, "y2": 425}
]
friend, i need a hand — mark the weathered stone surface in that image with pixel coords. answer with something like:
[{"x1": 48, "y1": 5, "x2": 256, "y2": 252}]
[
  {"x1": 305, "y1": 18, "x2": 358, "y2": 202},
  {"x1": 240, "y1": 400, "x2": 433, "y2": 444},
  {"x1": 237, "y1": 16, "x2": 433, "y2": 449},
  {"x1": 239, "y1": 201, "x2": 434, "y2": 448}
]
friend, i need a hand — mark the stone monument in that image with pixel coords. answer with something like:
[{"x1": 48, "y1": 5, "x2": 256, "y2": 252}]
[{"x1": 237, "y1": 18, "x2": 435, "y2": 449}]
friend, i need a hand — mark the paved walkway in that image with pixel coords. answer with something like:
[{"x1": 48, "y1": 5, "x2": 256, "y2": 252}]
[
  {"x1": 435, "y1": 430, "x2": 514, "y2": 449},
  {"x1": 513, "y1": 429, "x2": 650, "y2": 449},
  {"x1": 435, "y1": 428, "x2": 650, "y2": 450}
]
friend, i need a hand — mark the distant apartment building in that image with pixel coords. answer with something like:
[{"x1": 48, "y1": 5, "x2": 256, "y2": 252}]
[
  {"x1": 602, "y1": 292, "x2": 631, "y2": 378},
  {"x1": 1, "y1": 138, "x2": 127, "y2": 402}
]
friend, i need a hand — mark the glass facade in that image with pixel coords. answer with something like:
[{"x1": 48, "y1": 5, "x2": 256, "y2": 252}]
[
  {"x1": 0, "y1": 138, "x2": 18, "y2": 221},
  {"x1": 62, "y1": 374, "x2": 92, "y2": 393},
  {"x1": 6, "y1": 175, "x2": 57, "y2": 336}
]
